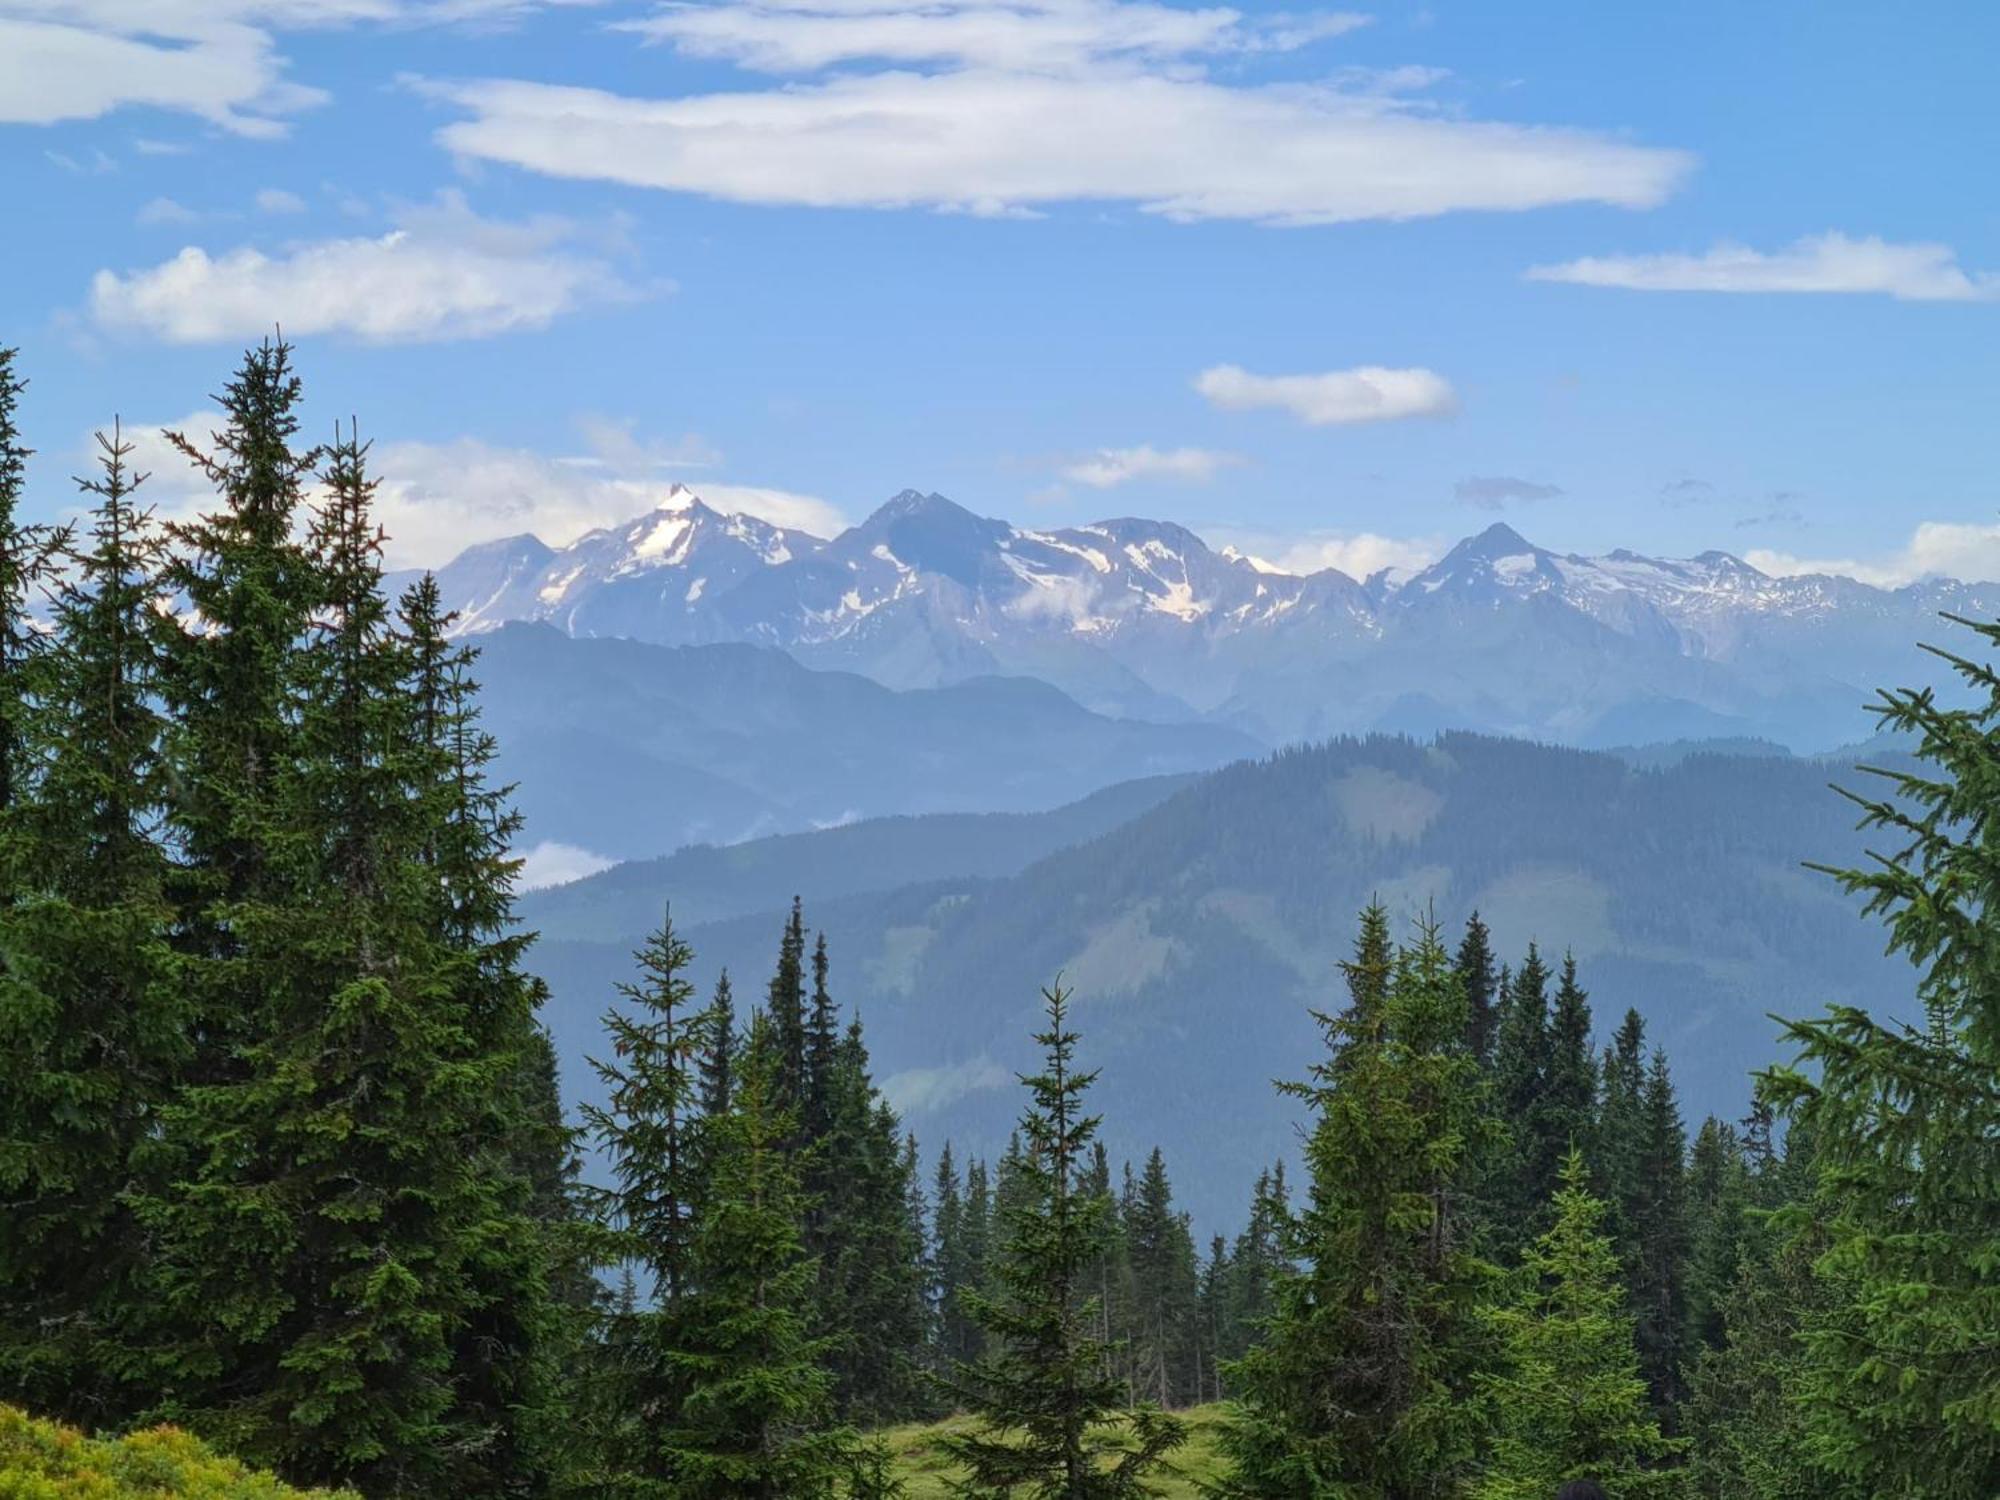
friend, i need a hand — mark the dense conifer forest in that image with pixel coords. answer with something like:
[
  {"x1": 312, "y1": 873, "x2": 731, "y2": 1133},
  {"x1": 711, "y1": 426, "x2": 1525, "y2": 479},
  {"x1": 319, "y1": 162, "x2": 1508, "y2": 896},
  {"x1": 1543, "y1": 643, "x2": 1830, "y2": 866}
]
[{"x1": 2, "y1": 340, "x2": 1996, "y2": 1496}]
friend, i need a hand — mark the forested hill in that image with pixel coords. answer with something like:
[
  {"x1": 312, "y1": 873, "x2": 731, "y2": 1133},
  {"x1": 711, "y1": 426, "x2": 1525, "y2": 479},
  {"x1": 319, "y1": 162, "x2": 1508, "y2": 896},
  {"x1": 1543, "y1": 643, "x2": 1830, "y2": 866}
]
[{"x1": 526, "y1": 732, "x2": 1907, "y2": 1228}]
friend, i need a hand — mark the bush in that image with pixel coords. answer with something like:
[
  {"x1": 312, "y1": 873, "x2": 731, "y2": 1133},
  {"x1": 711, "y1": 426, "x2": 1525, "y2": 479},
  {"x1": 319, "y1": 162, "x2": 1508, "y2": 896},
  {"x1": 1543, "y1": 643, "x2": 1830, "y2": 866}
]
[{"x1": 0, "y1": 1405, "x2": 356, "y2": 1497}]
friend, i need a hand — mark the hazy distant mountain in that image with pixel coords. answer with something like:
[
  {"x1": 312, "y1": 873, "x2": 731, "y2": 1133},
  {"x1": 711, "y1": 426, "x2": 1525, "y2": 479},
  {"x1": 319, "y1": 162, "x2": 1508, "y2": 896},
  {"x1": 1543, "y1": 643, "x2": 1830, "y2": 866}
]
[
  {"x1": 407, "y1": 487, "x2": 2000, "y2": 751},
  {"x1": 470, "y1": 623, "x2": 1259, "y2": 862},
  {"x1": 522, "y1": 733, "x2": 1912, "y2": 1228}
]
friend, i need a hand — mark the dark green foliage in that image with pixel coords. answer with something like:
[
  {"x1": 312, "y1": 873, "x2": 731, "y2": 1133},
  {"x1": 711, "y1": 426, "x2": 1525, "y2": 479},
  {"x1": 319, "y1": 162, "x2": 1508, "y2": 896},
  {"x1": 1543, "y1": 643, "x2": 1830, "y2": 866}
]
[
  {"x1": 1760, "y1": 610, "x2": 2000, "y2": 1498},
  {"x1": 1216, "y1": 915, "x2": 1500, "y2": 1499},
  {"x1": 586, "y1": 910, "x2": 702, "y2": 1307},
  {"x1": 1683, "y1": 1118, "x2": 1749, "y2": 1356},
  {"x1": 0, "y1": 346, "x2": 66, "y2": 829},
  {"x1": 651, "y1": 1016, "x2": 860, "y2": 1499},
  {"x1": 0, "y1": 425, "x2": 174, "y2": 1426},
  {"x1": 1477, "y1": 1149, "x2": 1680, "y2": 1500},
  {"x1": 1120, "y1": 1149, "x2": 1201, "y2": 1409},
  {"x1": 1456, "y1": 910, "x2": 1499, "y2": 1068},
  {"x1": 1489, "y1": 943, "x2": 1552, "y2": 1240},
  {"x1": 1630, "y1": 1050, "x2": 1690, "y2": 1424},
  {"x1": 1535, "y1": 954, "x2": 1598, "y2": 1192},
  {"x1": 939, "y1": 984, "x2": 1185, "y2": 1498},
  {"x1": 134, "y1": 425, "x2": 562, "y2": 1496}
]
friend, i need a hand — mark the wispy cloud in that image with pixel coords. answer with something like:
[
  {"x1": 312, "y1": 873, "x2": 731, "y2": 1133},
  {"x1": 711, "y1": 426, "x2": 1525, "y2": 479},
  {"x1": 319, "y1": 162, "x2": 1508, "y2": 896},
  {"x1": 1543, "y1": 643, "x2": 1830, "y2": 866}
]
[
  {"x1": 1529, "y1": 232, "x2": 2000, "y2": 302},
  {"x1": 89, "y1": 191, "x2": 648, "y2": 345},
  {"x1": 1058, "y1": 444, "x2": 1243, "y2": 489},
  {"x1": 0, "y1": 1, "x2": 594, "y2": 136},
  {"x1": 255, "y1": 187, "x2": 306, "y2": 214},
  {"x1": 425, "y1": 1, "x2": 1688, "y2": 226},
  {"x1": 1455, "y1": 474, "x2": 1561, "y2": 508},
  {"x1": 1195, "y1": 363, "x2": 1456, "y2": 425}
]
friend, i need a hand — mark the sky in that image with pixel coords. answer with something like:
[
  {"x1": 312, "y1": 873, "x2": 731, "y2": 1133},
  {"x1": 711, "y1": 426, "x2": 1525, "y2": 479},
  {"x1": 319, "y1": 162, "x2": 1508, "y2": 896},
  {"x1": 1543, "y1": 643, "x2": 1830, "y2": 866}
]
[{"x1": 4, "y1": 0, "x2": 1999, "y2": 581}]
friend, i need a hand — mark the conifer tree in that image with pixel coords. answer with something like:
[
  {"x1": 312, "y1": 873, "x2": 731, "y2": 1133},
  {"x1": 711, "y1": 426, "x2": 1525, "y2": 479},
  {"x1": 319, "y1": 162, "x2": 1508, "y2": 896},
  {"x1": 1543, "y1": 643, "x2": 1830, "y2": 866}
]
[
  {"x1": 1217, "y1": 916, "x2": 1499, "y2": 1498},
  {"x1": 0, "y1": 346, "x2": 66, "y2": 836},
  {"x1": 0, "y1": 424, "x2": 173, "y2": 1426},
  {"x1": 1529, "y1": 954, "x2": 1599, "y2": 1213},
  {"x1": 699, "y1": 971, "x2": 737, "y2": 1121},
  {"x1": 933, "y1": 1144, "x2": 976, "y2": 1370},
  {"x1": 1595, "y1": 1009, "x2": 1649, "y2": 1264},
  {"x1": 767, "y1": 898, "x2": 808, "y2": 1120},
  {"x1": 939, "y1": 983, "x2": 1184, "y2": 1498},
  {"x1": 586, "y1": 909, "x2": 702, "y2": 1311},
  {"x1": 396, "y1": 571, "x2": 574, "y2": 1494},
  {"x1": 1477, "y1": 1149, "x2": 1679, "y2": 1500},
  {"x1": 1489, "y1": 944, "x2": 1552, "y2": 1239},
  {"x1": 1631, "y1": 1050, "x2": 1690, "y2": 1423},
  {"x1": 1683, "y1": 1118, "x2": 1749, "y2": 1355},
  {"x1": 1456, "y1": 910, "x2": 1500, "y2": 1069},
  {"x1": 655, "y1": 1013, "x2": 859, "y2": 1499},
  {"x1": 1759, "y1": 612, "x2": 2000, "y2": 1497},
  {"x1": 815, "y1": 1017, "x2": 928, "y2": 1422},
  {"x1": 1216, "y1": 1163, "x2": 1288, "y2": 1374},
  {"x1": 135, "y1": 427, "x2": 555, "y2": 1495},
  {"x1": 1123, "y1": 1149, "x2": 1199, "y2": 1409},
  {"x1": 156, "y1": 337, "x2": 320, "y2": 939}
]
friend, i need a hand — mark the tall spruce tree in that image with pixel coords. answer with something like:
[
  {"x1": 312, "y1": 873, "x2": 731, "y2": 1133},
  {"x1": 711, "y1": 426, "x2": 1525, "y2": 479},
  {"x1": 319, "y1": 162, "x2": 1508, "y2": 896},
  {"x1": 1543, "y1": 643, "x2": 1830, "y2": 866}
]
[
  {"x1": 588, "y1": 908, "x2": 702, "y2": 1308},
  {"x1": 1683, "y1": 1117, "x2": 1750, "y2": 1356},
  {"x1": 654, "y1": 1013, "x2": 859, "y2": 1499},
  {"x1": 397, "y1": 571, "x2": 574, "y2": 1495},
  {"x1": 0, "y1": 346, "x2": 66, "y2": 838},
  {"x1": 1631, "y1": 1049, "x2": 1691, "y2": 1425},
  {"x1": 767, "y1": 898, "x2": 808, "y2": 1121},
  {"x1": 1489, "y1": 943, "x2": 1552, "y2": 1240},
  {"x1": 1529, "y1": 953, "x2": 1599, "y2": 1216},
  {"x1": 1477, "y1": 1149, "x2": 1680, "y2": 1500},
  {"x1": 939, "y1": 983, "x2": 1184, "y2": 1498},
  {"x1": 1456, "y1": 910, "x2": 1500, "y2": 1069},
  {"x1": 135, "y1": 426, "x2": 555, "y2": 1495},
  {"x1": 1596, "y1": 1009, "x2": 1650, "y2": 1267},
  {"x1": 1216, "y1": 916, "x2": 1499, "y2": 1499},
  {"x1": 1758, "y1": 611, "x2": 2000, "y2": 1498},
  {"x1": 0, "y1": 424, "x2": 174, "y2": 1426},
  {"x1": 1122, "y1": 1148, "x2": 1199, "y2": 1409}
]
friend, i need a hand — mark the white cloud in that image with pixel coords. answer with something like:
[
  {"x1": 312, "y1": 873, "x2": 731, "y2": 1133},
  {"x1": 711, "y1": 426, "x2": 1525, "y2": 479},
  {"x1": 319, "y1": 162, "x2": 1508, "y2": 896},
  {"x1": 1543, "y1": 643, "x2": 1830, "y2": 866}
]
[
  {"x1": 428, "y1": 63, "x2": 1689, "y2": 226},
  {"x1": 1746, "y1": 521, "x2": 2000, "y2": 589},
  {"x1": 0, "y1": 1, "x2": 591, "y2": 136},
  {"x1": 514, "y1": 839, "x2": 617, "y2": 889},
  {"x1": 255, "y1": 186, "x2": 306, "y2": 213},
  {"x1": 88, "y1": 191, "x2": 646, "y2": 344},
  {"x1": 136, "y1": 195, "x2": 199, "y2": 225},
  {"x1": 1059, "y1": 444, "x2": 1242, "y2": 489},
  {"x1": 1528, "y1": 232, "x2": 2000, "y2": 302},
  {"x1": 879, "y1": 1056, "x2": 1013, "y2": 1115},
  {"x1": 365, "y1": 440, "x2": 846, "y2": 566},
  {"x1": 1211, "y1": 525, "x2": 1445, "y2": 580},
  {"x1": 97, "y1": 418, "x2": 843, "y2": 569},
  {"x1": 1195, "y1": 362, "x2": 1456, "y2": 425},
  {"x1": 618, "y1": 0, "x2": 1369, "y2": 74}
]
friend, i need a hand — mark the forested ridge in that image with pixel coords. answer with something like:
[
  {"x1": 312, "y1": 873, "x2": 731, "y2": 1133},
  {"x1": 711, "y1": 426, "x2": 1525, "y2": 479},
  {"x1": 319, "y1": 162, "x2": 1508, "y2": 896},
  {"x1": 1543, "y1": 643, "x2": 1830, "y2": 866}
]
[{"x1": 2, "y1": 341, "x2": 1995, "y2": 1497}]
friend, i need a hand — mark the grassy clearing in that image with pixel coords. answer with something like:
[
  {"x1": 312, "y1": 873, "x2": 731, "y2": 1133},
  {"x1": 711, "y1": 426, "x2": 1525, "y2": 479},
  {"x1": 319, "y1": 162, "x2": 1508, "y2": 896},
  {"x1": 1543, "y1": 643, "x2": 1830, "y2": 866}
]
[{"x1": 876, "y1": 1403, "x2": 1231, "y2": 1497}]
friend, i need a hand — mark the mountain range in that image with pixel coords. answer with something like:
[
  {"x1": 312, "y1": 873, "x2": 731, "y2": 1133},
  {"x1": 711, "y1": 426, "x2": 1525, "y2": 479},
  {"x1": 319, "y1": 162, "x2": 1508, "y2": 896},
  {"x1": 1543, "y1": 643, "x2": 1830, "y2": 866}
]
[{"x1": 403, "y1": 486, "x2": 1999, "y2": 751}]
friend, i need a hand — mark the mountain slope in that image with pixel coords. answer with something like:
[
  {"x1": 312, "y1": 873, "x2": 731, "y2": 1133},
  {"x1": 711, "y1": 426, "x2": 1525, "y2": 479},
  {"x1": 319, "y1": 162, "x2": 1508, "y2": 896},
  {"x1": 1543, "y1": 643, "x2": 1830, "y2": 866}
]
[
  {"x1": 525, "y1": 734, "x2": 1912, "y2": 1226},
  {"x1": 415, "y1": 488, "x2": 1999, "y2": 750},
  {"x1": 472, "y1": 623, "x2": 1260, "y2": 862}
]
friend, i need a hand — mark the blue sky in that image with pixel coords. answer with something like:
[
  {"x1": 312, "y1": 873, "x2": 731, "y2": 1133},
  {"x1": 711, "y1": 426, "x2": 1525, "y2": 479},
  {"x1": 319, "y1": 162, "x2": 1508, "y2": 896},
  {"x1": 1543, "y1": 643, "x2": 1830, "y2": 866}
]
[{"x1": 5, "y1": 0, "x2": 1998, "y2": 580}]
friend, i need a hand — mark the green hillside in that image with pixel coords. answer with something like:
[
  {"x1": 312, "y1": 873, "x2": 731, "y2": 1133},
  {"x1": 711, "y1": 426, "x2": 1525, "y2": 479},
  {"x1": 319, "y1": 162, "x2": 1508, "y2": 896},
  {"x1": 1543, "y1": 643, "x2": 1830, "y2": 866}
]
[
  {"x1": 527, "y1": 732, "x2": 1907, "y2": 1226},
  {"x1": 877, "y1": 1406, "x2": 1231, "y2": 1498}
]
